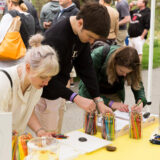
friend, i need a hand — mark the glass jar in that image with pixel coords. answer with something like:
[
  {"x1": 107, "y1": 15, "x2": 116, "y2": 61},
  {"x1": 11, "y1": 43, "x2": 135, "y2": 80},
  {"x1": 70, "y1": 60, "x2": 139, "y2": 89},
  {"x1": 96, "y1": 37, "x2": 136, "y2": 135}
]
[
  {"x1": 84, "y1": 112, "x2": 97, "y2": 135},
  {"x1": 129, "y1": 111, "x2": 142, "y2": 139},
  {"x1": 102, "y1": 113, "x2": 115, "y2": 141},
  {"x1": 26, "y1": 137, "x2": 60, "y2": 160}
]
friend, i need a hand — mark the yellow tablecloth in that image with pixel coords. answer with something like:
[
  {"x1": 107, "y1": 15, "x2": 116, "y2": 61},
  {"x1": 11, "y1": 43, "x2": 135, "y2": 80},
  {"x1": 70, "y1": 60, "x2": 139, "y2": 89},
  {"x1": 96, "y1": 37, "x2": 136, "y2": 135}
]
[{"x1": 75, "y1": 123, "x2": 159, "y2": 160}]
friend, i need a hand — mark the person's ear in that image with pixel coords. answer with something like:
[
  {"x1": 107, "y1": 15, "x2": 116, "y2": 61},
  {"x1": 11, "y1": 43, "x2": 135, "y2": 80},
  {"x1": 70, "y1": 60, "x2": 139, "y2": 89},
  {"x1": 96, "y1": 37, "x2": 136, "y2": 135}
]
[
  {"x1": 77, "y1": 18, "x2": 83, "y2": 29},
  {"x1": 25, "y1": 63, "x2": 31, "y2": 74}
]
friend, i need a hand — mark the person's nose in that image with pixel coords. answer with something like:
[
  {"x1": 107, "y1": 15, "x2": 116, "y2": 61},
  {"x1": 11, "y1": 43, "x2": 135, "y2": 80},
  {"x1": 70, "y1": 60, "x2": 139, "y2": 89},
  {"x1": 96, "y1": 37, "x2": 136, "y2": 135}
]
[{"x1": 43, "y1": 79, "x2": 49, "y2": 86}]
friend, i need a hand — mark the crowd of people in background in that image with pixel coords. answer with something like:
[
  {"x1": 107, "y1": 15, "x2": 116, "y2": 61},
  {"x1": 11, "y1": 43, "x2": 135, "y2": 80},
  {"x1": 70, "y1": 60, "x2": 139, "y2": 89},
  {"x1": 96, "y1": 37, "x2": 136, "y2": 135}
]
[{"x1": 0, "y1": 0, "x2": 150, "y2": 136}]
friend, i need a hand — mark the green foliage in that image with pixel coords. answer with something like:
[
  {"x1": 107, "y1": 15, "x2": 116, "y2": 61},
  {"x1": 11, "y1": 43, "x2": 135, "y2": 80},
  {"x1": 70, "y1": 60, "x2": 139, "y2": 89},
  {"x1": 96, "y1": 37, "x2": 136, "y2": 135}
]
[{"x1": 142, "y1": 43, "x2": 160, "y2": 69}]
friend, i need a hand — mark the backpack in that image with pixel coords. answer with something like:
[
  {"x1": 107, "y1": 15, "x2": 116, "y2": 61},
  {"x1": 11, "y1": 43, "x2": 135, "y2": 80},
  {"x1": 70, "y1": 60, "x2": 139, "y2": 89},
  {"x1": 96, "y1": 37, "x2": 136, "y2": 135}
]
[{"x1": 90, "y1": 40, "x2": 111, "y2": 64}]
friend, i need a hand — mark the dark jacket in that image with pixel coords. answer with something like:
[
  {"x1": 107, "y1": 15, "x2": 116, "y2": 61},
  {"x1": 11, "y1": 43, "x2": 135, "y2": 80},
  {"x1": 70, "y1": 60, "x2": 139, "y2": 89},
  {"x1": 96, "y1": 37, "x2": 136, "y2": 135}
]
[
  {"x1": 4, "y1": 0, "x2": 41, "y2": 33},
  {"x1": 40, "y1": 1, "x2": 60, "y2": 30},
  {"x1": 23, "y1": 0, "x2": 41, "y2": 33},
  {"x1": 52, "y1": 3, "x2": 79, "y2": 24},
  {"x1": 79, "y1": 45, "x2": 147, "y2": 106},
  {"x1": 9, "y1": 10, "x2": 35, "y2": 48},
  {"x1": 42, "y1": 18, "x2": 100, "y2": 100},
  {"x1": 128, "y1": 7, "x2": 150, "y2": 39}
]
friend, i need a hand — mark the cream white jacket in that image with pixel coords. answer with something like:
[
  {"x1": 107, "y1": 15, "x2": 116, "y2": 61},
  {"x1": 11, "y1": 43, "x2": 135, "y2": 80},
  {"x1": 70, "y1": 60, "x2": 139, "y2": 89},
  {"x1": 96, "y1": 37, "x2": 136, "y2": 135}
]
[{"x1": 0, "y1": 66, "x2": 42, "y2": 133}]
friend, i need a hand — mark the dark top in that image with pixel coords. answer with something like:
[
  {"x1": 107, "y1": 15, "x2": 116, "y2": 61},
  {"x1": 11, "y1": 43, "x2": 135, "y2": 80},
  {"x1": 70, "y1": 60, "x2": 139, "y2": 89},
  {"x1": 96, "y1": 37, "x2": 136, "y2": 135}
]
[
  {"x1": 9, "y1": 10, "x2": 35, "y2": 48},
  {"x1": 116, "y1": 0, "x2": 130, "y2": 30},
  {"x1": 128, "y1": 7, "x2": 150, "y2": 39},
  {"x1": 42, "y1": 18, "x2": 100, "y2": 100},
  {"x1": 52, "y1": 4, "x2": 79, "y2": 24},
  {"x1": 4, "y1": 0, "x2": 41, "y2": 33},
  {"x1": 23, "y1": 0, "x2": 41, "y2": 33}
]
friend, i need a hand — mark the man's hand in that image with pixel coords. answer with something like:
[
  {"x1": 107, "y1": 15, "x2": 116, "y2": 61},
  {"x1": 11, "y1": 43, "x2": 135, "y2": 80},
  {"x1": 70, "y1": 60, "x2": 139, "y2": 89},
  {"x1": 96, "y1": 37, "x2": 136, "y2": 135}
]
[
  {"x1": 97, "y1": 101, "x2": 113, "y2": 114},
  {"x1": 111, "y1": 102, "x2": 129, "y2": 112},
  {"x1": 36, "y1": 129, "x2": 56, "y2": 137},
  {"x1": 43, "y1": 21, "x2": 52, "y2": 29},
  {"x1": 73, "y1": 95, "x2": 96, "y2": 112}
]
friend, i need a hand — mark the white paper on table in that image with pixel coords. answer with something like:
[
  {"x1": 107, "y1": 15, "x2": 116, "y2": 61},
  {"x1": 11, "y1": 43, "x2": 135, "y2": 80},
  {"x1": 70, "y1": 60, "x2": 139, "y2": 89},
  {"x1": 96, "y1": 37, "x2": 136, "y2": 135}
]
[
  {"x1": 114, "y1": 110, "x2": 130, "y2": 120},
  {"x1": 115, "y1": 118, "x2": 129, "y2": 131},
  {"x1": 97, "y1": 115, "x2": 129, "y2": 132},
  {"x1": 59, "y1": 144, "x2": 80, "y2": 160},
  {"x1": 58, "y1": 131, "x2": 111, "y2": 154}
]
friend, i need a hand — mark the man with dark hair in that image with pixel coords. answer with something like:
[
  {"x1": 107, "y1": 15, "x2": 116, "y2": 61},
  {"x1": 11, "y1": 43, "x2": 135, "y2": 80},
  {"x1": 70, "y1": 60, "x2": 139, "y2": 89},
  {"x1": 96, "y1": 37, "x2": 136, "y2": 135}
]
[
  {"x1": 35, "y1": 3, "x2": 112, "y2": 133},
  {"x1": 128, "y1": 0, "x2": 150, "y2": 62}
]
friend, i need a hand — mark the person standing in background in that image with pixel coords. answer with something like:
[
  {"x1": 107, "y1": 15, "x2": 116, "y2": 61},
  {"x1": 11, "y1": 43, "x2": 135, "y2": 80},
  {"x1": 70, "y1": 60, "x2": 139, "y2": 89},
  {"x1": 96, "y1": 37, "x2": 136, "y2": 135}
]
[
  {"x1": 3, "y1": 0, "x2": 41, "y2": 33},
  {"x1": 114, "y1": 0, "x2": 130, "y2": 46},
  {"x1": 99, "y1": 0, "x2": 119, "y2": 44},
  {"x1": 23, "y1": 0, "x2": 41, "y2": 33},
  {"x1": 128, "y1": 0, "x2": 150, "y2": 62},
  {"x1": 0, "y1": 0, "x2": 35, "y2": 67},
  {"x1": 40, "y1": 0, "x2": 60, "y2": 31},
  {"x1": 52, "y1": 0, "x2": 79, "y2": 24}
]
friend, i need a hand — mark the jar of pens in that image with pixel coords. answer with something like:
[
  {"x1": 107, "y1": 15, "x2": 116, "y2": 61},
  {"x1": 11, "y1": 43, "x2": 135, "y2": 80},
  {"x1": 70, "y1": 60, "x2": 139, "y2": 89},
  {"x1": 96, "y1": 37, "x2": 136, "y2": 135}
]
[
  {"x1": 129, "y1": 111, "x2": 142, "y2": 139},
  {"x1": 84, "y1": 111, "x2": 97, "y2": 135},
  {"x1": 102, "y1": 113, "x2": 115, "y2": 141}
]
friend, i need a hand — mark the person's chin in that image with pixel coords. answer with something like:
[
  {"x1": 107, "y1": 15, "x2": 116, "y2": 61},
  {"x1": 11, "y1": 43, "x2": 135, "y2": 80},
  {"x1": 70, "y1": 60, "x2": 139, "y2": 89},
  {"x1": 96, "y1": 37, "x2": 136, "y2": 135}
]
[{"x1": 36, "y1": 85, "x2": 43, "y2": 89}]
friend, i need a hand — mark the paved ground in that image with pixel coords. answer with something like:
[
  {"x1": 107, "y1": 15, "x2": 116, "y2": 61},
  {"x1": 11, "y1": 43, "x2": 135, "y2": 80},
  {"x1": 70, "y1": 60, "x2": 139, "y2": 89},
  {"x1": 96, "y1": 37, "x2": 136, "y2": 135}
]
[{"x1": 61, "y1": 68, "x2": 160, "y2": 134}]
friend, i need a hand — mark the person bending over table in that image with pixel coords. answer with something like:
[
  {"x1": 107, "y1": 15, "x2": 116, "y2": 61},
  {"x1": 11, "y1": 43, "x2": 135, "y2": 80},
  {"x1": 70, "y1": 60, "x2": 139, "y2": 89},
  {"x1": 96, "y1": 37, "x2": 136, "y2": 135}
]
[
  {"x1": 79, "y1": 45, "x2": 147, "y2": 113},
  {"x1": 0, "y1": 34, "x2": 59, "y2": 136}
]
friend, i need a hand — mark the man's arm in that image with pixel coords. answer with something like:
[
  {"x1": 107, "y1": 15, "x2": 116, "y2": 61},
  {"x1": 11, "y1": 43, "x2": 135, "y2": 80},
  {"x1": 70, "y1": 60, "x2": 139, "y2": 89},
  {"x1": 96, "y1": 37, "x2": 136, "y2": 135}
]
[
  {"x1": 119, "y1": 16, "x2": 130, "y2": 26},
  {"x1": 141, "y1": 29, "x2": 148, "y2": 40}
]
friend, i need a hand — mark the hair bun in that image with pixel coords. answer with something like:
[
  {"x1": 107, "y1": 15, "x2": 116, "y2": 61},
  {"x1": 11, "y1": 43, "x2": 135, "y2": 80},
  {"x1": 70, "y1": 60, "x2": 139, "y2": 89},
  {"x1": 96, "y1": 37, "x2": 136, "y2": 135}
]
[{"x1": 29, "y1": 34, "x2": 44, "y2": 47}]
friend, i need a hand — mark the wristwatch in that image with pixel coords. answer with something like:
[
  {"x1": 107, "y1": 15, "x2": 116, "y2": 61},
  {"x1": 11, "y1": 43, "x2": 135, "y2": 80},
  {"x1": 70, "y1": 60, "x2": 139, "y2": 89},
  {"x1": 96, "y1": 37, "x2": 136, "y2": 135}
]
[{"x1": 94, "y1": 98, "x2": 104, "y2": 105}]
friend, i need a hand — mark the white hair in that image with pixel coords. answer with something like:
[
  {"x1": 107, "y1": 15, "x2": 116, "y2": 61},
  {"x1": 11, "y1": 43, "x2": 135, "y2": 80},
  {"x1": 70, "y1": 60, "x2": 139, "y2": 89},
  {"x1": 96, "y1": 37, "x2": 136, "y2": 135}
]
[{"x1": 22, "y1": 33, "x2": 59, "y2": 79}]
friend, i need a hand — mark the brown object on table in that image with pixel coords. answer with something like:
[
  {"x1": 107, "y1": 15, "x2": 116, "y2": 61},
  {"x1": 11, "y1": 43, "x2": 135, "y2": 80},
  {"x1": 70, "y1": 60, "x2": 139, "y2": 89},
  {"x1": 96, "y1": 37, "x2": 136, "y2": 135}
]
[{"x1": 106, "y1": 145, "x2": 117, "y2": 152}]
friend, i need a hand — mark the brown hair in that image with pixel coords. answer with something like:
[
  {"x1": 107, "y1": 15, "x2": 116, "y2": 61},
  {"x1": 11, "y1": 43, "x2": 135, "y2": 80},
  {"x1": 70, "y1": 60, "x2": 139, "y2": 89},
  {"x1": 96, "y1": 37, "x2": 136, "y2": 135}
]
[
  {"x1": 143, "y1": 0, "x2": 148, "y2": 7},
  {"x1": 76, "y1": 2, "x2": 110, "y2": 38},
  {"x1": 107, "y1": 46, "x2": 141, "y2": 90},
  {"x1": 8, "y1": 0, "x2": 28, "y2": 12}
]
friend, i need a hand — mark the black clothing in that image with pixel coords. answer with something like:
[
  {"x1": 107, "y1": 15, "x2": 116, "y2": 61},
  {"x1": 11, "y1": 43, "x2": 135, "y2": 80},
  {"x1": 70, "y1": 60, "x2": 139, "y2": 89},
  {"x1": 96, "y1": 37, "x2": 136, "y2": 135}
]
[
  {"x1": 42, "y1": 18, "x2": 100, "y2": 100},
  {"x1": 23, "y1": 0, "x2": 41, "y2": 33},
  {"x1": 128, "y1": 7, "x2": 150, "y2": 39},
  {"x1": 9, "y1": 10, "x2": 35, "y2": 47},
  {"x1": 52, "y1": 4, "x2": 79, "y2": 24},
  {"x1": 4, "y1": 0, "x2": 41, "y2": 33}
]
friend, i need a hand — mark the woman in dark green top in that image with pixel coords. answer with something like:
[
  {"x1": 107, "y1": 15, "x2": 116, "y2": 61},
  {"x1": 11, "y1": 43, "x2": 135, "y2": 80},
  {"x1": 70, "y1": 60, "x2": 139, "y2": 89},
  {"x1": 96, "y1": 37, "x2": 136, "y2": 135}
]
[{"x1": 79, "y1": 45, "x2": 147, "y2": 113}]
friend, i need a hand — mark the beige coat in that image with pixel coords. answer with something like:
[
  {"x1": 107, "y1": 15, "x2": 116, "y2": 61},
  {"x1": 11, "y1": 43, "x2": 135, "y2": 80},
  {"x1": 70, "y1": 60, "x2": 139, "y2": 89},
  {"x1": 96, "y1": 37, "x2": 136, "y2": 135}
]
[
  {"x1": 0, "y1": 66, "x2": 42, "y2": 134},
  {"x1": 106, "y1": 6, "x2": 119, "y2": 39}
]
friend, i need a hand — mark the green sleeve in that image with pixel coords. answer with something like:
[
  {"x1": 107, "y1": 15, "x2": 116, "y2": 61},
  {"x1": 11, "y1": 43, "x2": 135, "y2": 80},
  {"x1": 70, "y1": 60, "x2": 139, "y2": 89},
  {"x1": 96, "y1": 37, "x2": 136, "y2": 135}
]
[
  {"x1": 78, "y1": 46, "x2": 104, "y2": 98},
  {"x1": 131, "y1": 82, "x2": 147, "y2": 107}
]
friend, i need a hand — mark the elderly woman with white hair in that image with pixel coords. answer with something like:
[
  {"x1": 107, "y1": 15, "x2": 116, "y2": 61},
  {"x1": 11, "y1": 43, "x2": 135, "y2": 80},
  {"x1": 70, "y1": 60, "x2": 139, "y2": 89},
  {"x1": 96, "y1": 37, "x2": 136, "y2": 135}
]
[{"x1": 0, "y1": 34, "x2": 59, "y2": 136}]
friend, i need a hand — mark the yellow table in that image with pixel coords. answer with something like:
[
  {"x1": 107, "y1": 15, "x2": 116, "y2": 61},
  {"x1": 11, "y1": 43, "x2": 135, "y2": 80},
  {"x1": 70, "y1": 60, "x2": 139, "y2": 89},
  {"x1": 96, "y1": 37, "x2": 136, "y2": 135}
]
[{"x1": 75, "y1": 123, "x2": 159, "y2": 160}]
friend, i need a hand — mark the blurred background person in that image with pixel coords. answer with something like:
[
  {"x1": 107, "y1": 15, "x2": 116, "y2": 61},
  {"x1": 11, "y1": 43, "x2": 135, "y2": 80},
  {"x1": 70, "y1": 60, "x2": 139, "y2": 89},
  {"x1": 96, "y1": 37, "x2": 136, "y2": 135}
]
[{"x1": 40, "y1": 0, "x2": 60, "y2": 31}]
